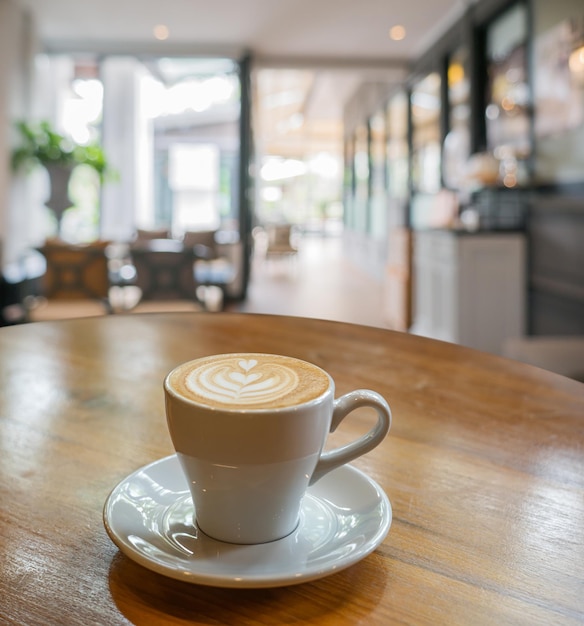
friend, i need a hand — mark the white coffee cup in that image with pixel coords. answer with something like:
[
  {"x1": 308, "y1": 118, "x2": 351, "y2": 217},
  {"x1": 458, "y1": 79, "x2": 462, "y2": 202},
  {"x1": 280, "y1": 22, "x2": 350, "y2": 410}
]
[{"x1": 164, "y1": 353, "x2": 391, "y2": 544}]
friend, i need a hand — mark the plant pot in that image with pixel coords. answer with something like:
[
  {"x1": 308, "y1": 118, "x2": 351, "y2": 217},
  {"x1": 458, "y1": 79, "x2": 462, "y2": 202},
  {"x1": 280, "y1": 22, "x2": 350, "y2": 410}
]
[{"x1": 45, "y1": 163, "x2": 74, "y2": 232}]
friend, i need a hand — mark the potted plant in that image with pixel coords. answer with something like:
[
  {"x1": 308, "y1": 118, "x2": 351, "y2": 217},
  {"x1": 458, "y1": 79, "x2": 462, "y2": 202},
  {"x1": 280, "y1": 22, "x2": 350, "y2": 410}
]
[{"x1": 11, "y1": 119, "x2": 112, "y2": 232}]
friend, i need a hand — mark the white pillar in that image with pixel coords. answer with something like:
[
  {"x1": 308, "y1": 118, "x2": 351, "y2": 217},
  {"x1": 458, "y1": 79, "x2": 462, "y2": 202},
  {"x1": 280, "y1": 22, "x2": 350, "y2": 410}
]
[{"x1": 100, "y1": 57, "x2": 153, "y2": 241}]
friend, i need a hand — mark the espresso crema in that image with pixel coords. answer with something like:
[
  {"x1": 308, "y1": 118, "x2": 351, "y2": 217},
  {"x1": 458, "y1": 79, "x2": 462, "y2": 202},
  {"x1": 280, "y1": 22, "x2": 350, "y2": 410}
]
[{"x1": 167, "y1": 353, "x2": 330, "y2": 409}]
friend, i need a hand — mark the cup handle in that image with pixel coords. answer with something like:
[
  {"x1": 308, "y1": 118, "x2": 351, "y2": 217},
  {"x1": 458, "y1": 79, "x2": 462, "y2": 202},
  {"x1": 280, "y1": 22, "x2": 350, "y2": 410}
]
[{"x1": 309, "y1": 389, "x2": 391, "y2": 485}]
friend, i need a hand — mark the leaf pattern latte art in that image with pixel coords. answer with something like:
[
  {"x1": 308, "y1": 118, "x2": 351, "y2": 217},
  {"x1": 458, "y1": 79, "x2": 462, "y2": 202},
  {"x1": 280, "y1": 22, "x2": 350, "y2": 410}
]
[{"x1": 186, "y1": 358, "x2": 299, "y2": 405}]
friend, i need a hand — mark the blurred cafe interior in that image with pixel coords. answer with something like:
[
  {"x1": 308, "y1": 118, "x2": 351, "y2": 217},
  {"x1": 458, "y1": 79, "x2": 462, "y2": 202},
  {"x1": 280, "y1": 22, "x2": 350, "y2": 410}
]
[{"x1": 0, "y1": 0, "x2": 583, "y2": 379}]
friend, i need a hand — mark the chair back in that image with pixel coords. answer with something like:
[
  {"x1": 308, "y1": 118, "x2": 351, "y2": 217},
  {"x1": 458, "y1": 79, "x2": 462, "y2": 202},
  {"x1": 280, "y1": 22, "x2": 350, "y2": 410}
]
[
  {"x1": 38, "y1": 240, "x2": 111, "y2": 301},
  {"x1": 130, "y1": 240, "x2": 197, "y2": 301},
  {"x1": 182, "y1": 230, "x2": 218, "y2": 258},
  {"x1": 266, "y1": 224, "x2": 297, "y2": 255},
  {"x1": 134, "y1": 227, "x2": 171, "y2": 242}
]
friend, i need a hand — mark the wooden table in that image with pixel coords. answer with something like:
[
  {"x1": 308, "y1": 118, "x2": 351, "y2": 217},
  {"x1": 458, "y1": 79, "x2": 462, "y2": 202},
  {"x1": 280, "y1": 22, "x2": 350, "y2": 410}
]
[{"x1": 1, "y1": 313, "x2": 583, "y2": 625}]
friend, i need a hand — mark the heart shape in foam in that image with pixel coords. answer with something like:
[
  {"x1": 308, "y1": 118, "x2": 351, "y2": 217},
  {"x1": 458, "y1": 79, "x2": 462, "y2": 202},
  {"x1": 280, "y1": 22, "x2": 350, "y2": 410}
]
[
  {"x1": 181, "y1": 356, "x2": 303, "y2": 405},
  {"x1": 229, "y1": 372, "x2": 261, "y2": 385}
]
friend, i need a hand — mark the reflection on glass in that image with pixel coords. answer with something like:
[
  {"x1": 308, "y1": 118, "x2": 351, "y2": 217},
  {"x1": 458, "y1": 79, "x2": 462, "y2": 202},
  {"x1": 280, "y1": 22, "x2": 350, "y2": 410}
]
[
  {"x1": 534, "y1": 20, "x2": 584, "y2": 140},
  {"x1": 485, "y1": 2, "x2": 530, "y2": 187},
  {"x1": 411, "y1": 72, "x2": 442, "y2": 194}
]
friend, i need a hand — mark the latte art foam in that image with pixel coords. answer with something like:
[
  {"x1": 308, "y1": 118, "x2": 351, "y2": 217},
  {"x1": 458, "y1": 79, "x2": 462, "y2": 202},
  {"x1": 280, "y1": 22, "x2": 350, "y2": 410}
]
[
  {"x1": 190, "y1": 358, "x2": 298, "y2": 405},
  {"x1": 168, "y1": 353, "x2": 330, "y2": 409}
]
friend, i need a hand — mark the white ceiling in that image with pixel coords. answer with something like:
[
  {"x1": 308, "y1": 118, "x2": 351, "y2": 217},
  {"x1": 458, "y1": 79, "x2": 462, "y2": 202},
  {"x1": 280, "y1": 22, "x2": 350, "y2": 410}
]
[
  {"x1": 16, "y1": 0, "x2": 467, "y2": 62},
  {"x1": 14, "y1": 0, "x2": 469, "y2": 157}
]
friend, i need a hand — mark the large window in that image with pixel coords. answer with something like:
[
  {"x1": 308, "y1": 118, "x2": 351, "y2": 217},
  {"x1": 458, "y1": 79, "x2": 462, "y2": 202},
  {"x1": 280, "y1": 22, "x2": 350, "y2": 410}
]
[
  {"x1": 353, "y1": 123, "x2": 370, "y2": 233},
  {"x1": 369, "y1": 110, "x2": 386, "y2": 238},
  {"x1": 443, "y1": 46, "x2": 471, "y2": 190},
  {"x1": 43, "y1": 55, "x2": 105, "y2": 242},
  {"x1": 253, "y1": 68, "x2": 344, "y2": 233},
  {"x1": 411, "y1": 72, "x2": 442, "y2": 195},
  {"x1": 145, "y1": 57, "x2": 241, "y2": 234},
  {"x1": 386, "y1": 91, "x2": 410, "y2": 200},
  {"x1": 343, "y1": 134, "x2": 356, "y2": 230},
  {"x1": 34, "y1": 54, "x2": 241, "y2": 242}
]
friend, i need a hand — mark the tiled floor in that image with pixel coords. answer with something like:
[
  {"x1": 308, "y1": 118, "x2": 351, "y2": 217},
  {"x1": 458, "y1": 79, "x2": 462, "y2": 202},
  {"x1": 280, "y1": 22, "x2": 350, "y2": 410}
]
[{"x1": 232, "y1": 233, "x2": 388, "y2": 329}]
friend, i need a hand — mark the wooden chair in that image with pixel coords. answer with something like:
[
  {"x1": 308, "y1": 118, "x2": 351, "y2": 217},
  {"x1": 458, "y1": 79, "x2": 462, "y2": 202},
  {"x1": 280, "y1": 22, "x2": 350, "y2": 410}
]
[
  {"x1": 134, "y1": 227, "x2": 171, "y2": 242},
  {"x1": 262, "y1": 224, "x2": 299, "y2": 277},
  {"x1": 265, "y1": 224, "x2": 298, "y2": 259},
  {"x1": 182, "y1": 230, "x2": 236, "y2": 311},
  {"x1": 25, "y1": 239, "x2": 114, "y2": 321},
  {"x1": 182, "y1": 230, "x2": 218, "y2": 256},
  {"x1": 125, "y1": 239, "x2": 202, "y2": 313}
]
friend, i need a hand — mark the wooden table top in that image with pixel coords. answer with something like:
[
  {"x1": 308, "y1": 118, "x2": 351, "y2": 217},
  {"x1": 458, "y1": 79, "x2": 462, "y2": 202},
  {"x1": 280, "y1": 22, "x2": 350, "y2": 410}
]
[{"x1": 1, "y1": 313, "x2": 583, "y2": 625}]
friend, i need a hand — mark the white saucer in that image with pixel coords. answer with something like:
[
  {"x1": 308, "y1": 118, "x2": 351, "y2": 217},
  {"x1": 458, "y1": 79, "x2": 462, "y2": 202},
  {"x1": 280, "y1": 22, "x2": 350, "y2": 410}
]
[{"x1": 103, "y1": 455, "x2": 391, "y2": 588}]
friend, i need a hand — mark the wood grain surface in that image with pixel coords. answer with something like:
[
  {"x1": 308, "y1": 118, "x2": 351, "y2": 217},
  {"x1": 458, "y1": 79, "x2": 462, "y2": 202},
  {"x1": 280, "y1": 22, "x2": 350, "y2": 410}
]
[{"x1": 1, "y1": 312, "x2": 583, "y2": 625}]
